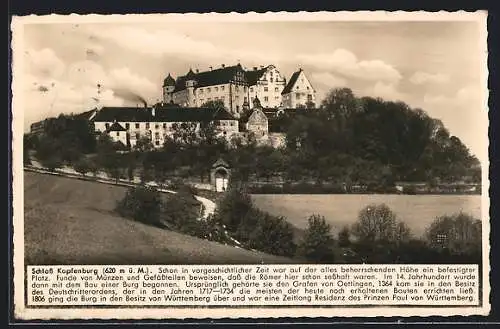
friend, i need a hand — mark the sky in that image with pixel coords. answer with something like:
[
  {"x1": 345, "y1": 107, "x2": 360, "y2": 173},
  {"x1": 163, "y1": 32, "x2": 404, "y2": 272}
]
[{"x1": 15, "y1": 14, "x2": 488, "y2": 162}]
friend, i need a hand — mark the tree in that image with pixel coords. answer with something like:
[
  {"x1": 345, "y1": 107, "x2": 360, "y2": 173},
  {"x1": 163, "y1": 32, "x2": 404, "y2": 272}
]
[
  {"x1": 201, "y1": 99, "x2": 226, "y2": 110},
  {"x1": 74, "y1": 158, "x2": 91, "y2": 176},
  {"x1": 135, "y1": 135, "x2": 154, "y2": 152},
  {"x1": 338, "y1": 226, "x2": 351, "y2": 247},
  {"x1": 351, "y1": 203, "x2": 411, "y2": 244},
  {"x1": 116, "y1": 185, "x2": 162, "y2": 227},
  {"x1": 216, "y1": 189, "x2": 253, "y2": 231},
  {"x1": 425, "y1": 212, "x2": 481, "y2": 256},
  {"x1": 247, "y1": 214, "x2": 296, "y2": 257},
  {"x1": 297, "y1": 215, "x2": 336, "y2": 263}
]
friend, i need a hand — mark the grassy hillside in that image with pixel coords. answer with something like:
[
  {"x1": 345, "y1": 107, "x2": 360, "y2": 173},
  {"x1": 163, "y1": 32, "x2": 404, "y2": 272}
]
[{"x1": 24, "y1": 171, "x2": 296, "y2": 265}]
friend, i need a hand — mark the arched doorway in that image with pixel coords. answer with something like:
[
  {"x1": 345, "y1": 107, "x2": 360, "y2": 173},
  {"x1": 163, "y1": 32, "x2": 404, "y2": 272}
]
[
  {"x1": 214, "y1": 168, "x2": 229, "y2": 192},
  {"x1": 210, "y1": 158, "x2": 231, "y2": 192}
]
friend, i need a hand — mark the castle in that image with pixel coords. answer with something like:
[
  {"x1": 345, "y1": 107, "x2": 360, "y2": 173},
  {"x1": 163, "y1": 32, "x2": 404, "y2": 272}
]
[
  {"x1": 162, "y1": 64, "x2": 317, "y2": 115},
  {"x1": 31, "y1": 64, "x2": 317, "y2": 150}
]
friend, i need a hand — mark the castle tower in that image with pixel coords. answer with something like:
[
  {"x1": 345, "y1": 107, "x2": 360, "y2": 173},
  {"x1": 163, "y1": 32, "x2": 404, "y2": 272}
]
[
  {"x1": 185, "y1": 69, "x2": 197, "y2": 107},
  {"x1": 162, "y1": 73, "x2": 175, "y2": 103}
]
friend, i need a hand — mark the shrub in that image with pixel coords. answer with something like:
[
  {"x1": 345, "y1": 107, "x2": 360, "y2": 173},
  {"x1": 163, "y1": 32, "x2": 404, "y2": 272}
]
[
  {"x1": 297, "y1": 215, "x2": 336, "y2": 263},
  {"x1": 216, "y1": 189, "x2": 253, "y2": 231},
  {"x1": 338, "y1": 226, "x2": 351, "y2": 248},
  {"x1": 116, "y1": 185, "x2": 162, "y2": 227},
  {"x1": 425, "y1": 212, "x2": 482, "y2": 257},
  {"x1": 247, "y1": 214, "x2": 296, "y2": 257},
  {"x1": 74, "y1": 158, "x2": 91, "y2": 176},
  {"x1": 160, "y1": 193, "x2": 200, "y2": 230}
]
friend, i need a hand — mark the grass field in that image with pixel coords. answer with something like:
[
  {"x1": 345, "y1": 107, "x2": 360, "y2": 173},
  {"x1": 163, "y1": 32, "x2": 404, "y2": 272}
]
[{"x1": 24, "y1": 171, "x2": 296, "y2": 265}]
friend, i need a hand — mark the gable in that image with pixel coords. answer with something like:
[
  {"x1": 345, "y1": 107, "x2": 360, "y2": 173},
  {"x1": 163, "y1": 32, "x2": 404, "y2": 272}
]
[{"x1": 248, "y1": 109, "x2": 268, "y2": 125}]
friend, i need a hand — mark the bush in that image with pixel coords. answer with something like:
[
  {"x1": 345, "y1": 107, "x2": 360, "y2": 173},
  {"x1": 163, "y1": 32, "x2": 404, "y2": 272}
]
[
  {"x1": 247, "y1": 214, "x2": 297, "y2": 257},
  {"x1": 297, "y1": 215, "x2": 336, "y2": 263},
  {"x1": 338, "y1": 226, "x2": 351, "y2": 248},
  {"x1": 216, "y1": 189, "x2": 253, "y2": 231},
  {"x1": 425, "y1": 212, "x2": 481, "y2": 257},
  {"x1": 74, "y1": 158, "x2": 91, "y2": 176},
  {"x1": 161, "y1": 193, "x2": 201, "y2": 231},
  {"x1": 116, "y1": 185, "x2": 162, "y2": 227}
]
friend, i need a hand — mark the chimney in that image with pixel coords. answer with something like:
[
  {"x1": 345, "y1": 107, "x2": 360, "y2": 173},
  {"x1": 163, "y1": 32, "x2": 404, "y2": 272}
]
[
  {"x1": 260, "y1": 65, "x2": 264, "y2": 69},
  {"x1": 221, "y1": 64, "x2": 225, "y2": 68},
  {"x1": 195, "y1": 68, "x2": 199, "y2": 73},
  {"x1": 209, "y1": 66, "x2": 213, "y2": 71},
  {"x1": 253, "y1": 67, "x2": 257, "y2": 71}
]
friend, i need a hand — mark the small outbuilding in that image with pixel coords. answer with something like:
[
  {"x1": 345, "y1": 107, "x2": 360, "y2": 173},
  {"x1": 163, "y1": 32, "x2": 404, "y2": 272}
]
[{"x1": 210, "y1": 158, "x2": 231, "y2": 192}]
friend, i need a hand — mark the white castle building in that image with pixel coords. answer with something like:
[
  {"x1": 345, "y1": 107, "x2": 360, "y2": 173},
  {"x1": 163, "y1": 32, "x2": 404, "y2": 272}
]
[
  {"x1": 162, "y1": 64, "x2": 316, "y2": 116},
  {"x1": 30, "y1": 64, "x2": 317, "y2": 150}
]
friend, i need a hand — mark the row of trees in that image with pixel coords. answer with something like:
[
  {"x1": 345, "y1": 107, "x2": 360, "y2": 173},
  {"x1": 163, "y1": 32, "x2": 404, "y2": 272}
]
[{"x1": 24, "y1": 89, "x2": 480, "y2": 190}]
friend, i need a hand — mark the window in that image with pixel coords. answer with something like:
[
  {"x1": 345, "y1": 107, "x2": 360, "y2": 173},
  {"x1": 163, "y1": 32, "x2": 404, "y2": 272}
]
[
  {"x1": 155, "y1": 124, "x2": 159, "y2": 129},
  {"x1": 296, "y1": 93, "x2": 301, "y2": 100},
  {"x1": 207, "y1": 88, "x2": 211, "y2": 92},
  {"x1": 155, "y1": 141, "x2": 160, "y2": 146},
  {"x1": 264, "y1": 96, "x2": 269, "y2": 102},
  {"x1": 235, "y1": 86, "x2": 239, "y2": 92},
  {"x1": 125, "y1": 123, "x2": 130, "y2": 129},
  {"x1": 244, "y1": 97, "x2": 247, "y2": 103},
  {"x1": 215, "y1": 87, "x2": 219, "y2": 92},
  {"x1": 270, "y1": 78, "x2": 273, "y2": 83},
  {"x1": 146, "y1": 123, "x2": 150, "y2": 129},
  {"x1": 116, "y1": 132, "x2": 119, "y2": 137},
  {"x1": 163, "y1": 123, "x2": 167, "y2": 129},
  {"x1": 208, "y1": 98, "x2": 212, "y2": 101},
  {"x1": 264, "y1": 87, "x2": 268, "y2": 92},
  {"x1": 296, "y1": 85, "x2": 299, "y2": 89},
  {"x1": 308, "y1": 94, "x2": 313, "y2": 101},
  {"x1": 275, "y1": 87, "x2": 279, "y2": 92},
  {"x1": 236, "y1": 105, "x2": 240, "y2": 111},
  {"x1": 221, "y1": 96, "x2": 225, "y2": 101},
  {"x1": 135, "y1": 123, "x2": 140, "y2": 129},
  {"x1": 105, "y1": 123, "x2": 110, "y2": 129},
  {"x1": 200, "y1": 99, "x2": 204, "y2": 104},
  {"x1": 155, "y1": 132, "x2": 160, "y2": 139},
  {"x1": 307, "y1": 86, "x2": 310, "y2": 90},
  {"x1": 244, "y1": 86, "x2": 247, "y2": 92},
  {"x1": 250, "y1": 87, "x2": 254, "y2": 92},
  {"x1": 199, "y1": 88, "x2": 203, "y2": 93},
  {"x1": 221, "y1": 86, "x2": 225, "y2": 91}
]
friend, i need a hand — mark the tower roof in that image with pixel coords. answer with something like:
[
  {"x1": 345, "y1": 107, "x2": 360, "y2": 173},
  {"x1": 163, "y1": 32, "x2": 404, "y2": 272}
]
[
  {"x1": 163, "y1": 73, "x2": 175, "y2": 87},
  {"x1": 185, "y1": 68, "x2": 196, "y2": 80}
]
